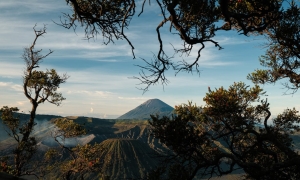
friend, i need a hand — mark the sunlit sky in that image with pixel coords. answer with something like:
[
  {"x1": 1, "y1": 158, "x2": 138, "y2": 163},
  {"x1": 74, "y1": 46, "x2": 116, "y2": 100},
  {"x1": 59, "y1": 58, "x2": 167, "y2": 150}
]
[{"x1": 0, "y1": 0, "x2": 299, "y2": 119}]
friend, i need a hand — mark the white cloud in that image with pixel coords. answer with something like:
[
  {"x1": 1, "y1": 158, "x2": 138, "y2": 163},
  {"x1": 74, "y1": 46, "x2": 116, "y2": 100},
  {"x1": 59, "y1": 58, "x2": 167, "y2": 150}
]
[
  {"x1": 0, "y1": 82, "x2": 8, "y2": 86},
  {"x1": 95, "y1": 91, "x2": 114, "y2": 97},
  {"x1": 118, "y1": 97, "x2": 148, "y2": 100},
  {"x1": 95, "y1": 59, "x2": 119, "y2": 62},
  {"x1": 0, "y1": 62, "x2": 24, "y2": 78},
  {"x1": 11, "y1": 84, "x2": 23, "y2": 92},
  {"x1": 90, "y1": 107, "x2": 93, "y2": 113},
  {"x1": 66, "y1": 90, "x2": 114, "y2": 98},
  {"x1": 17, "y1": 101, "x2": 27, "y2": 106},
  {"x1": 213, "y1": 36, "x2": 249, "y2": 46},
  {"x1": 0, "y1": 81, "x2": 23, "y2": 92},
  {"x1": 0, "y1": 1, "x2": 66, "y2": 13}
]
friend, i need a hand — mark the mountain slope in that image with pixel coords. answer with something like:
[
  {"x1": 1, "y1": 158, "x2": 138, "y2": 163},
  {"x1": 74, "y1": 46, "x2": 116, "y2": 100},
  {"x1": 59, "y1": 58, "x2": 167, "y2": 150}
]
[
  {"x1": 96, "y1": 138, "x2": 160, "y2": 180},
  {"x1": 117, "y1": 99, "x2": 174, "y2": 120}
]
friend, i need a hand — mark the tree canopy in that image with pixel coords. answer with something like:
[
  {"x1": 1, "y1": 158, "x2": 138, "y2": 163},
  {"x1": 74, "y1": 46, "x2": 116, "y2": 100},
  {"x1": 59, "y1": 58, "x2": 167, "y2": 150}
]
[
  {"x1": 0, "y1": 25, "x2": 68, "y2": 177},
  {"x1": 62, "y1": 0, "x2": 300, "y2": 92},
  {"x1": 149, "y1": 82, "x2": 300, "y2": 179}
]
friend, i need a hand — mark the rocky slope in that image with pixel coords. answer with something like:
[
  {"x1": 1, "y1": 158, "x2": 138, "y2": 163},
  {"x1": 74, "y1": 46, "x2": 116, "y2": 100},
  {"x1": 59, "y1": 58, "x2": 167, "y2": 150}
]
[{"x1": 95, "y1": 138, "x2": 160, "y2": 180}]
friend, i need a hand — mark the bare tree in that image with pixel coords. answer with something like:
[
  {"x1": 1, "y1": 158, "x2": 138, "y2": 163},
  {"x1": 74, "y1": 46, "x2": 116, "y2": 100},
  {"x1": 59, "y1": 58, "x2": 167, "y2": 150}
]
[{"x1": 61, "y1": 0, "x2": 288, "y2": 91}]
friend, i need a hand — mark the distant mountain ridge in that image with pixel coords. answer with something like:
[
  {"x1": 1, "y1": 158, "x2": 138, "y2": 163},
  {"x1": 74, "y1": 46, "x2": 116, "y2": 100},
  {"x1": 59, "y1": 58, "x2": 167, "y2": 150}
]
[{"x1": 117, "y1": 99, "x2": 174, "y2": 120}]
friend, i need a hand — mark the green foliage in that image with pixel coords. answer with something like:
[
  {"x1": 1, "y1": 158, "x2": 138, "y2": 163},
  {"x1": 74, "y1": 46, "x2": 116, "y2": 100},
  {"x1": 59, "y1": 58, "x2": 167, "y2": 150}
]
[
  {"x1": 0, "y1": 106, "x2": 37, "y2": 177},
  {"x1": 53, "y1": 118, "x2": 86, "y2": 138},
  {"x1": 0, "y1": 157, "x2": 15, "y2": 175},
  {"x1": 49, "y1": 117, "x2": 109, "y2": 179},
  {"x1": 248, "y1": 1, "x2": 300, "y2": 93},
  {"x1": 26, "y1": 69, "x2": 67, "y2": 105},
  {"x1": 59, "y1": 143, "x2": 105, "y2": 179},
  {"x1": 0, "y1": 107, "x2": 20, "y2": 140},
  {"x1": 247, "y1": 69, "x2": 271, "y2": 85},
  {"x1": 274, "y1": 108, "x2": 300, "y2": 134},
  {"x1": 150, "y1": 82, "x2": 300, "y2": 180},
  {"x1": 44, "y1": 149, "x2": 60, "y2": 162}
]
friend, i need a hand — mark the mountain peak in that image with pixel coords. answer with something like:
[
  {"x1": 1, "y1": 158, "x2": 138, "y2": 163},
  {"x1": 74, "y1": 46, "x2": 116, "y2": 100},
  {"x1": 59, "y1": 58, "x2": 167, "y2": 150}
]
[
  {"x1": 141, "y1": 98, "x2": 167, "y2": 107},
  {"x1": 117, "y1": 99, "x2": 174, "y2": 120}
]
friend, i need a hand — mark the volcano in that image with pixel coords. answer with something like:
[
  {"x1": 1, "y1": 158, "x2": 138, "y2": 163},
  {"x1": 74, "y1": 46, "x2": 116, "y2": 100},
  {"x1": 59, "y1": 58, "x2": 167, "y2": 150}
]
[{"x1": 117, "y1": 99, "x2": 174, "y2": 120}]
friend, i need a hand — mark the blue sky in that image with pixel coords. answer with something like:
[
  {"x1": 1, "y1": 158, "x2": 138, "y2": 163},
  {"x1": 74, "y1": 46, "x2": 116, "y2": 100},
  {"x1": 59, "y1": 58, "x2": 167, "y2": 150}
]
[{"x1": 0, "y1": 0, "x2": 299, "y2": 119}]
